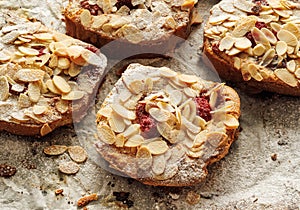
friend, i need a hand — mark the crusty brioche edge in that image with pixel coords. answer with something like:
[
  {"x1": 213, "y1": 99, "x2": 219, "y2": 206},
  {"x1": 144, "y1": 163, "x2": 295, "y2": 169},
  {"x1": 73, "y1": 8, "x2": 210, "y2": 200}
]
[{"x1": 203, "y1": 39, "x2": 300, "y2": 96}]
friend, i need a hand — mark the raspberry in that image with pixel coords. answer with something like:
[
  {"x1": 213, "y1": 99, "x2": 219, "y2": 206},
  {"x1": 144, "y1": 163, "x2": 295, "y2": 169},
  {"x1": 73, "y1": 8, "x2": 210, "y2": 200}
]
[{"x1": 194, "y1": 96, "x2": 212, "y2": 122}]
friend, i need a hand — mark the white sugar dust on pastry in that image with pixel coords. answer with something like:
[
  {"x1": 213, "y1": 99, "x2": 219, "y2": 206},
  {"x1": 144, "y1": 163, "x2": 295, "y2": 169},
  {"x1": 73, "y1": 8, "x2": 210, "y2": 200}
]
[
  {"x1": 95, "y1": 63, "x2": 240, "y2": 186},
  {"x1": 204, "y1": 0, "x2": 300, "y2": 96},
  {"x1": 0, "y1": 11, "x2": 107, "y2": 136}
]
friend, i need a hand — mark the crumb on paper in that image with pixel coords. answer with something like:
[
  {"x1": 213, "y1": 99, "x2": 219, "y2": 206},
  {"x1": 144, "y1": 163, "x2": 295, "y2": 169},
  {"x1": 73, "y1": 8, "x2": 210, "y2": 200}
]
[{"x1": 77, "y1": 193, "x2": 99, "y2": 207}]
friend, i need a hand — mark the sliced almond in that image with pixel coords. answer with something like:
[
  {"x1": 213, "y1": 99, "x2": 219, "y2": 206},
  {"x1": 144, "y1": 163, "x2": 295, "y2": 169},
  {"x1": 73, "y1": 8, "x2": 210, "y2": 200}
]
[
  {"x1": 81, "y1": 49, "x2": 103, "y2": 66},
  {"x1": 125, "y1": 134, "x2": 144, "y2": 147},
  {"x1": 80, "y1": 9, "x2": 92, "y2": 27},
  {"x1": 274, "y1": 68, "x2": 298, "y2": 87},
  {"x1": 97, "y1": 123, "x2": 116, "y2": 144},
  {"x1": 53, "y1": 75, "x2": 71, "y2": 94},
  {"x1": 152, "y1": 155, "x2": 166, "y2": 176},
  {"x1": 91, "y1": 15, "x2": 109, "y2": 29},
  {"x1": 11, "y1": 83, "x2": 25, "y2": 93},
  {"x1": 287, "y1": 60, "x2": 296, "y2": 73},
  {"x1": 209, "y1": 14, "x2": 230, "y2": 25},
  {"x1": 157, "y1": 122, "x2": 172, "y2": 142},
  {"x1": 154, "y1": 164, "x2": 178, "y2": 181},
  {"x1": 182, "y1": 116, "x2": 201, "y2": 134},
  {"x1": 146, "y1": 141, "x2": 168, "y2": 155},
  {"x1": 219, "y1": 36, "x2": 235, "y2": 51},
  {"x1": 234, "y1": 37, "x2": 252, "y2": 50},
  {"x1": 260, "y1": 48, "x2": 275, "y2": 67},
  {"x1": 224, "y1": 114, "x2": 239, "y2": 129},
  {"x1": 283, "y1": 22, "x2": 300, "y2": 39},
  {"x1": 169, "y1": 90, "x2": 182, "y2": 106},
  {"x1": 120, "y1": 24, "x2": 143, "y2": 44},
  {"x1": 33, "y1": 105, "x2": 47, "y2": 115},
  {"x1": 159, "y1": 67, "x2": 177, "y2": 78},
  {"x1": 128, "y1": 80, "x2": 144, "y2": 94},
  {"x1": 261, "y1": 28, "x2": 277, "y2": 45},
  {"x1": 46, "y1": 79, "x2": 61, "y2": 94},
  {"x1": 61, "y1": 90, "x2": 85, "y2": 100},
  {"x1": 206, "y1": 132, "x2": 227, "y2": 147},
  {"x1": 28, "y1": 82, "x2": 41, "y2": 103},
  {"x1": 0, "y1": 76, "x2": 9, "y2": 101},
  {"x1": 18, "y1": 93, "x2": 31, "y2": 108},
  {"x1": 15, "y1": 69, "x2": 45, "y2": 82},
  {"x1": 55, "y1": 100, "x2": 69, "y2": 114},
  {"x1": 136, "y1": 146, "x2": 152, "y2": 159},
  {"x1": 0, "y1": 50, "x2": 11, "y2": 62},
  {"x1": 136, "y1": 146, "x2": 152, "y2": 170},
  {"x1": 186, "y1": 150, "x2": 204, "y2": 158},
  {"x1": 57, "y1": 57, "x2": 71, "y2": 70},
  {"x1": 68, "y1": 62, "x2": 81, "y2": 77},
  {"x1": 109, "y1": 112, "x2": 126, "y2": 133},
  {"x1": 232, "y1": 17, "x2": 256, "y2": 37},
  {"x1": 275, "y1": 41, "x2": 287, "y2": 56},
  {"x1": 123, "y1": 124, "x2": 140, "y2": 138},
  {"x1": 233, "y1": 0, "x2": 255, "y2": 13},
  {"x1": 111, "y1": 103, "x2": 136, "y2": 120},
  {"x1": 18, "y1": 46, "x2": 39, "y2": 56},
  {"x1": 115, "y1": 134, "x2": 126, "y2": 147},
  {"x1": 178, "y1": 74, "x2": 198, "y2": 84},
  {"x1": 43, "y1": 145, "x2": 67, "y2": 155},
  {"x1": 253, "y1": 44, "x2": 266, "y2": 56},
  {"x1": 68, "y1": 146, "x2": 88, "y2": 163},
  {"x1": 40, "y1": 123, "x2": 52, "y2": 136},
  {"x1": 273, "y1": 8, "x2": 290, "y2": 18},
  {"x1": 149, "y1": 108, "x2": 170, "y2": 122},
  {"x1": 251, "y1": 27, "x2": 270, "y2": 47},
  {"x1": 227, "y1": 47, "x2": 241, "y2": 56},
  {"x1": 58, "y1": 161, "x2": 79, "y2": 175},
  {"x1": 33, "y1": 33, "x2": 53, "y2": 40},
  {"x1": 277, "y1": 29, "x2": 298, "y2": 46}
]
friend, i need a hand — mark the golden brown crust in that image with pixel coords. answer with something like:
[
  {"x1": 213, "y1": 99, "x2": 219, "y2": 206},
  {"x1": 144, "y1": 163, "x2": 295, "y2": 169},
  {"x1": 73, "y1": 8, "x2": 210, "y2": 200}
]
[{"x1": 95, "y1": 63, "x2": 241, "y2": 186}]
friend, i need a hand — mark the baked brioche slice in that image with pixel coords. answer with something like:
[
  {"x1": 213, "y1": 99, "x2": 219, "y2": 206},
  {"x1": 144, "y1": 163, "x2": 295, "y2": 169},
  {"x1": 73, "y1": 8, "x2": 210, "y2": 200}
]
[
  {"x1": 0, "y1": 12, "x2": 107, "y2": 136},
  {"x1": 64, "y1": 0, "x2": 201, "y2": 57},
  {"x1": 204, "y1": 0, "x2": 300, "y2": 96},
  {"x1": 95, "y1": 63, "x2": 240, "y2": 186}
]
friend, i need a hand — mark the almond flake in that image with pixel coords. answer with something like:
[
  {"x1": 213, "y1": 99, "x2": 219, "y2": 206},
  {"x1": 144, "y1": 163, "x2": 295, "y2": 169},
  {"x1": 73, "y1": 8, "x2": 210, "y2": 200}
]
[
  {"x1": 97, "y1": 123, "x2": 116, "y2": 145},
  {"x1": 277, "y1": 29, "x2": 298, "y2": 46},
  {"x1": 40, "y1": 123, "x2": 52, "y2": 136},
  {"x1": 152, "y1": 155, "x2": 166, "y2": 175},
  {"x1": 182, "y1": 116, "x2": 201, "y2": 134},
  {"x1": 111, "y1": 103, "x2": 136, "y2": 120},
  {"x1": 1, "y1": 30, "x2": 20, "y2": 44},
  {"x1": 53, "y1": 75, "x2": 71, "y2": 94},
  {"x1": 81, "y1": 49, "x2": 103, "y2": 66},
  {"x1": 68, "y1": 146, "x2": 88, "y2": 163},
  {"x1": 224, "y1": 114, "x2": 239, "y2": 129},
  {"x1": 248, "y1": 64, "x2": 263, "y2": 81},
  {"x1": 61, "y1": 90, "x2": 85, "y2": 100},
  {"x1": 128, "y1": 80, "x2": 144, "y2": 94},
  {"x1": 11, "y1": 83, "x2": 25, "y2": 93},
  {"x1": 33, "y1": 33, "x2": 53, "y2": 40},
  {"x1": 209, "y1": 14, "x2": 230, "y2": 25},
  {"x1": 58, "y1": 161, "x2": 80, "y2": 175},
  {"x1": 287, "y1": 60, "x2": 296, "y2": 72},
  {"x1": 283, "y1": 22, "x2": 300, "y2": 39},
  {"x1": 233, "y1": 0, "x2": 254, "y2": 13},
  {"x1": 28, "y1": 82, "x2": 41, "y2": 103},
  {"x1": 295, "y1": 69, "x2": 300, "y2": 79},
  {"x1": 18, "y1": 46, "x2": 39, "y2": 56},
  {"x1": 0, "y1": 50, "x2": 11, "y2": 62},
  {"x1": 274, "y1": 8, "x2": 290, "y2": 18},
  {"x1": 80, "y1": 9, "x2": 92, "y2": 27},
  {"x1": 146, "y1": 141, "x2": 168, "y2": 155},
  {"x1": 15, "y1": 69, "x2": 45, "y2": 82},
  {"x1": 109, "y1": 112, "x2": 126, "y2": 133},
  {"x1": 55, "y1": 100, "x2": 69, "y2": 114},
  {"x1": 274, "y1": 68, "x2": 298, "y2": 87},
  {"x1": 178, "y1": 74, "x2": 198, "y2": 84},
  {"x1": 219, "y1": 2, "x2": 235, "y2": 13},
  {"x1": 33, "y1": 105, "x2": 47, "y2": 115},
  {"x1": 234, "y1": 37, "x2": 252, "y2": 50},
  {"x1": 253, "y1": 44, "x2": 266, "y2": 56},
  {"x1": 46, "y1": 79, "x2": 61, "y2": 94},
  {"x1": 219, "y1": 36, "x2": 235, "y2": 51},
  {"x1": 44, "y1": 145, "x2": 67, "y2": 155},
  {"x1": 123, "y1": 124, "x2": 140, "y2": 138},
  {"x1": 186, "y1": 150, "x2": 204, "y2": 158},
  {"x1": 157, "y1": 122, "x2": 172, "y2": 142},
  {"x1": 57, "y1": 57, "x2": 71, "y2": 70},
  {"x1": 260, "y1": 48, "x2": 275, "y2": 67},
  {"x1": 68, "y1": 62, "x2": 81, "y2": 77},
  {"x1": 261, "y1": 28, "x2": 277, "y2": 45},
  {"x1": 169, "y1": 90, "x2": 182, "y2": 106},
  {"x1": 159, "y1": 67, "x2": 177, "y2": 78},
  {"x1": 97, "y1": 106, "x2": 113, "y2": 119},
  {"x1": 149, "y1": 108, "x2": 170, "y2": 122},
  {"x1": 136, "y1": 146, "x2": 152, "y2": 158},
  {"x1": 91, "y1": 15, "x2": 109, "y2": 29},
  {"x1": 115, "y1": 134, "x2": 126, "y2": 147},
  {"x1": 120, "y1": 24, "x2": 143, "y2": 44},
  {"x1": 0, "y1": 76, "x2": 9, "y2": 101},
  {"x1": 124, "y1": 134, "x2": 144, "y2": 147},
  {"x1": 18, "y1": 93, "x2": 31, "y2": 108},
  {"x1": 251, "y1": 27, "x2": 270, "y2": 47},
  {"x1": 232, "y1": 17, "x2": 256, "y2": 37},
  {"x1": 227, "y1": 47, "x2": 241, "y2": 56}
]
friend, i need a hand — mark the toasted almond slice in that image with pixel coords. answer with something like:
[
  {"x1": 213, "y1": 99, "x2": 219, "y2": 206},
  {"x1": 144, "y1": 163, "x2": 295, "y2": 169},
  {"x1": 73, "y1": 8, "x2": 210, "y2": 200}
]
[
  {"x1": 287, "y1": 60, "x2": 296, "y2": 73},
  {"x1": 109, "y1": 112, "x2": 126, "y2": 133},
  {"x1": 62, "y1": 91, "x2": 85, "y2": 100},
  {"x1": 169, "y1": 90, "x2": 182, "y2": 106},
  {"x1": 0, "y1": 50, "x2": 11, "y2": 62},
  {"x1": 11, "y1": 83, "x2": 25, "y2": 93},
  {"x1": 80, "y1": 9, "x2": 92, "y2": 27},
  {"x1": 193, "y1": 116, "x2": 206, "y2": 130},
  {"x1": 128, "y1": 80, "x2": 144, "y2": 94},
  {"x1": 154, "y1": 164, "x2": 178, "y2": 181},
  {"x1": 149, "y1": 108, "x2": 170, "y2": 122},
  {"x1": 253, "y1": 44, "x2": 266, "y2": 56},
  {"x1": 57, "y1": 57, "x2": 71, "y2": 70},
  {"x1": 182, "y1": 116, "x2": 201, "y2": 134},
  {"x1": 55, "y1": 100, "x2": 69, "y2": 114},
  {"x1": 40, "y1": 123, "x2": 52, "y2": 136},
  {"x1": 68, "y1": 62, "x2": 81, "y2": 77},
  {"x1": 233, "y1": 0, "x2": 254, "y2": 13},
  {"x1": 224, "y1": 114, "x2": 239, "y2": 129},
  {"x1": 18, "y1": 46, "x2": 39, "y2": 56},
  {"x1": 193, "y1": 130, "x2": 208, "y2": 148},
  {"x1": 68, "y1": 146, "x2": 88, "y2": 163},
  {"x1": 227, "y1": 47, "x2": 241, "y2": 56},
  {"x1": 81, "y1": 49, "x2": 102, "y2": 66},
  {"x1": 209, "y1": 14, "x2": 230, "y2": 25},
  {"x1": 260, "y1": 48, "x2": 275, "y2": 67},
  {"x1": 136, "y1": 146, "x2": 152, "y2": 158},
  {"x1": 44, "y1": 145, "x2": 67, "y2": 155},
  {"x1": 295, "y1": 69, "x2": 300, "y2": 79},
  {"x1": 123, "y1": 124, "x2": 140, "y2": 138},
  {"x1": 152, "y1": 155, "x2": 166, "y2": 176},
  {"x1": 33, "y1": 105, "x2": 47, "y2": 115},
  {"x1": 275, "y1": 41, "x2": 287, "y2": 56},
  {"x1": 46, "y1": 79, "x2": 61, "y2": 94},
  {"x1": 28, "y1": 82, "x2": 41, "y2": 103},
  {"x1": 157, "y1": 122, "x2": 172, "y2": 142},
  {"x1": 53, "y1": 75, "x2": 71, "y2": 94},
  {"x1": 159, "y1": 67, "x2": 177, "y2": 78},
  {"x1": 18, "y1": 93, "x2": 32, "y2": 108},
  {"x1": 232, "y1": 17, "x2": 256, "y2": 37},
  {"x1": 261, "y1": 28, "x2": 277, "y2": 45},
  {"x1": 251, "y1": 27, "x2": 270, "y2": 46},
  {"x1": 274, "y1": 68, "x2": 298, "y2": 87},
  {"x1": 234, "y1": 37, "x2": 252, "y2": 50},
  {"x1": 283, "y1": 22, "x2": 300, "y2": 39},
  {"x1": 125, "y1": 134, "x2": 144, "y2": 147},
  {"x1": 273, "y1": 8, "x2": 290, "y2": 18},
  {"x1": 58, "y1": 161, "x2": 80, "y2": 175},
  {"x1": 1, "y1": 30, "x2": 20, "y2": 44},
  {"x1": 97, "y1": 106, "x2": 113, "y2": 119},
  {"x1": 33, "y1": 33, "x2": 53, "y2": 40},
  {"x1": 115, "y1": 134, "x2": 126, "y2": 147},
  {"x1": 146, "y1": 141, "x2": 168, "y2": 155},
  {"x1": 181, "y1": 103, "x2": 191, "y2": 119},
  {"x1": 91, "y1": 15, "x2": 109, "y2": 29},
  {"x1": 67, "y1": 45, "x2": 84, "y2": 59},
  {"x1": 219, "y1": 36, "x2": 235, "y2": 51},
  {"x1": 277, "y1": 29, "x2": 298, "y2": 46},
  {"x1": 15, "y1": 69, "x2": 45, "y2": 82},
  {"x1": 0, "y1": 76, "x2": 9, "y2": 101},
  {"x1": 178, "y1": 74, "x2": 198, "y2": 84},
  {"x1": 219, "y1": 2, "x2": 235, "y2": 13},
  {"x1": 97, "y1": 123, "x2": 116, "y2": 144},
  {"x1": 111, "y1": 103, "x2": 136, "y2": 120}
]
